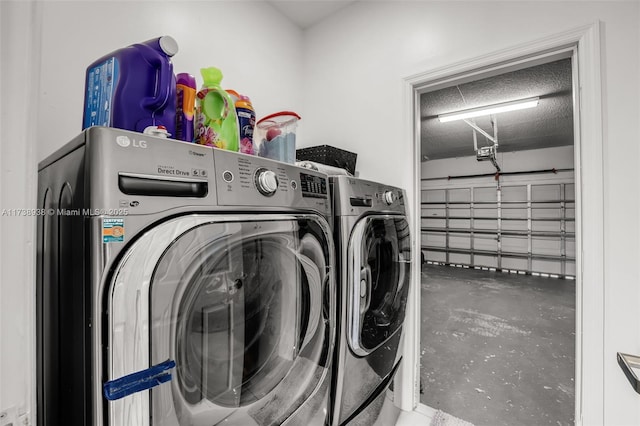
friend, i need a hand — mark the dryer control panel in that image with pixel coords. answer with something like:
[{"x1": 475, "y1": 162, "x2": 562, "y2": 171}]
[{"x1": 331, "y1": 175, "x2": 407, "y2": 216}]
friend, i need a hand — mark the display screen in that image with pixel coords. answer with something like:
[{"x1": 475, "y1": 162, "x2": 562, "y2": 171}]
[{"x1": 299, "y1": 173, "x2": 327, "y2": 198}]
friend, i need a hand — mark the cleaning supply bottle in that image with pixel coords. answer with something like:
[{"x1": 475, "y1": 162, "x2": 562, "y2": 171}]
[
  {"x1": 175, "y1": 73, "x2": 196, "y2": 142},
  {"x1": 194, "y1": 67, "x2": 239, "y2": 151},
  {"x1": 227, "y1": 90, "x2": 256, "y2": 155},
  {"x1": 83, "y1": 35, "x2": 179, "y2": 137}
]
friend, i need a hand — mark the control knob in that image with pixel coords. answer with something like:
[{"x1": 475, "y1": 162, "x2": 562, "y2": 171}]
[
  {"x1": 255, "y1": 168, "x2": 279, "y2": 196},
  {"x1": 383, "y1": 191, "x2": 396, "y2": 205}
]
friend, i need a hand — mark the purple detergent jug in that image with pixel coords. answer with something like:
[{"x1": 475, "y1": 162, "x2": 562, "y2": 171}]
[{"x1": 82, "y1": 36, "x2": 179, "y2": 137}]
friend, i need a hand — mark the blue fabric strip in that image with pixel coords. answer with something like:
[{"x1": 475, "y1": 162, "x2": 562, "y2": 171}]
[{"x1": 103, "y1": 359, "x2": 176, "y2": 401}]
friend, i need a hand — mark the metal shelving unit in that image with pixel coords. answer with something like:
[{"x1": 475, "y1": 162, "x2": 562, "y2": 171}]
[{"x1": 421, "y1": 183, "x2": 575, "y2": 278}]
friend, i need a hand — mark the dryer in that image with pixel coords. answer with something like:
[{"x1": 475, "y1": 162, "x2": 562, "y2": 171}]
[
  {"x1": 329, "y1": 176, "x2": 411, "y2": 426},
  {"x1": 36, "y1": 127, "x2": 335, "y2": 426}
]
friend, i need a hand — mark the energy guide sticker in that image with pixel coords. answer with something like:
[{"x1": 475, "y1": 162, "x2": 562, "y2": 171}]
[{"x1": 103, "y1": 218, "x2": 125, "y2": 243}]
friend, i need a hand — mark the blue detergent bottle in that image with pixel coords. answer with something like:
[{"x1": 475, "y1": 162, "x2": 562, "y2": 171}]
[{"x1": 82, "y1": 36, "x2": 179, "y2": 137}]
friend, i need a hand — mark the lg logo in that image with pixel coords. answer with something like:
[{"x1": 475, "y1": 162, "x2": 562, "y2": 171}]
[
  {"x1": 116, "y1": 136, "x2": 147, "y2": 148},
  {"x1": 116, "y1": 136, "x2": 130, "y2": 147}
]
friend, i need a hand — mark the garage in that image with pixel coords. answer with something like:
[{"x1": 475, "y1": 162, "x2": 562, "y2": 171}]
[{"x1": 419, "y1": 57, "x2": 576, "y2": 425}]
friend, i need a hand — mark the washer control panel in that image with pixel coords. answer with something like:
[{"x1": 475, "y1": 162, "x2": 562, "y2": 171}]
[{"x1": 213, "y1": 149, "x2": 330, "y2": 216}]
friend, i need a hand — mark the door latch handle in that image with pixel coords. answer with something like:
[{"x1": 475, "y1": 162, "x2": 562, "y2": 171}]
[
  {"x1": 359, "y1": 265, "x2": 372, "y2": 314},
  {"x1": 617, "y1": 352, "x2": 640, "y2": 394}
]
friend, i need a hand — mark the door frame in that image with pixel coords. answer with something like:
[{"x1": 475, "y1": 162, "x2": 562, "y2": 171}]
[{"x1": 399, "y1": 22, "x2": 604, "y2": 425}]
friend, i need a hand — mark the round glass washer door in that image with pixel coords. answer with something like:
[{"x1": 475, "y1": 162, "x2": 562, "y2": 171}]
[
  {"x1": 107, "y1": 214, "x2": 334, "y2": 426},
  {"x1": 347, "y1": 215, "x2": 411, "y2": 356}
]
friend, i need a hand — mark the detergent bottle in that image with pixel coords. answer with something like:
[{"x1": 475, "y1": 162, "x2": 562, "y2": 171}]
[
  {"x1": 175, "y1": 73, "x2": 196, "y2": 142},
  {"x1": 194, "y1": 67, "x2": 239, "y2": 151},
  {"x1": 227, "y1": 89, "x2": 256, "y2": 154},
  {"x1": 82, "y1": 36, "x2": 179, "y2": 137}
]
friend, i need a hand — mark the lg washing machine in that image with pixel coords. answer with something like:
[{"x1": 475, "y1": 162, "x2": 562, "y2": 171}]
[
  {"x1": 36, "y1": 127, "x2": 335, "y2": 426},
  {"x1": 329, "y1": 176, "x2": 411, "y2": 426}
]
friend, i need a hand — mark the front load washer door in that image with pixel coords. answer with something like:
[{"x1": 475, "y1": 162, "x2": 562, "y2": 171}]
[
  {"x1": 347, "y1": 215, "x2": 411, "y2": 356},
  {"x1": 105, "y1": 214, "x2": 334, "y2": 426}
]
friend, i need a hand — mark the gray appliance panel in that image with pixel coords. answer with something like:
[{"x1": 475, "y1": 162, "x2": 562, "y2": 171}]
[
  {"x1": 66, "y1": 127, "x2": 331, "y2": 217},
  {"x1": 213, "y1": 148, "x2": 330, "y2": 217},
  {"x1": 85, "y1": 127, "x2": 217, "y2": 214},
  {"x1": 337, "y1": 332, "x2": 403, "y2": 423},
  {"x1": 37, "y1": 144, "x2": 88, "y2": 426},
  {"x1": 331, "y1": 175, "x2": 407, "y2": 217}
]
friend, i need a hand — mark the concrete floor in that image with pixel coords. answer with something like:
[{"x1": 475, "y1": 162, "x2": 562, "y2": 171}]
[{"x1": 420, "y1": 264, "x2": 575, "y2": 426}]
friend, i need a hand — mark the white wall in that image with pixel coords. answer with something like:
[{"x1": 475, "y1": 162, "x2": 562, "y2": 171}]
[
  {"x1": 0, "y1": 1, "x2": 41, "y2": 422},
  {"x1": 303, "y1": 2, "x2": 639, "y2": 425},
  {"x1": 1, "y1": 0, "x2": 303, "y2": 422},
  {"x1": 37, "y1": 0, "x2": 304, "y2": 159}
]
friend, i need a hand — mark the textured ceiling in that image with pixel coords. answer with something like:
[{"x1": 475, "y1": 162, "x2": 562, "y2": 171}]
[{"x1": 420, "y1": 58, "x2": 573, "y2": 160}]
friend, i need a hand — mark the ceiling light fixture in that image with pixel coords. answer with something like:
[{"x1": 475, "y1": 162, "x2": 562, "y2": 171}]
[{"x1": 438, "y1": 97, "x2": 540, "y2": 123}]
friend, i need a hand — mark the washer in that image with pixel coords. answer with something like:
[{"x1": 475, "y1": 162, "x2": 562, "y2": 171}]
[
  {"x1": 329, "y1": 176, "x2": 412, "y2": 426},
  {"x1": 36, "y1": 127, "x2": 335, "y2": 426}
]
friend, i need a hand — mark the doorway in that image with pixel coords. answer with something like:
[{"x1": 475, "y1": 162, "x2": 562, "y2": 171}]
[
  {"x1": 419, "y1": 56, "x2": 576, "y2": 426},
  {"x1": 401, "y1": 23, "x2": 605, "y2": 426}
]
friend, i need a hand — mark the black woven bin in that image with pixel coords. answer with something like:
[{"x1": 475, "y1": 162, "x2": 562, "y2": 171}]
[{"x1": 296, "y1": 145, "x2": 357, "y2": 175}]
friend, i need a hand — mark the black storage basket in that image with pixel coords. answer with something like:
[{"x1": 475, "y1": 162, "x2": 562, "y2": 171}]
[{"x1": 296, "y1": 145, "x2": 357, "y2": 175}]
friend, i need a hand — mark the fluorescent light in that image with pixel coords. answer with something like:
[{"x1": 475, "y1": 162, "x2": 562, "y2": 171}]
[{"x1": 438, "y1": 97, "x2": 539, "y2": 123}]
